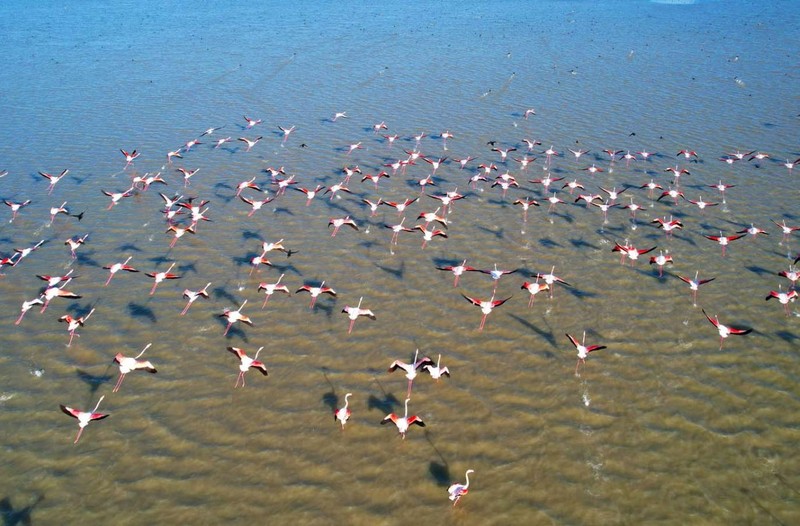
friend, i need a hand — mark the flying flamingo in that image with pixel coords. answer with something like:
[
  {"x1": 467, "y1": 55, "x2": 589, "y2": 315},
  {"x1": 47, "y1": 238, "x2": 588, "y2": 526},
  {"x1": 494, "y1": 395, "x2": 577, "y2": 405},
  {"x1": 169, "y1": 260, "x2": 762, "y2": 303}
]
[
  {"x1": 335, "y1": 392, "x2": 352, "y2": 429},
  {"x1": 36, "y1": 269, "x2": 75, "y2": 287},
  {"x1": 612, "y1": 242, "x2": 656, "y2": 267},
  {"x1": 676, "y1": 271, "x2": 715, "y2": 306},
  {"x1": 240, "y1": 194, "x2": 274, "y2": 217},
  {"x1": 219, "y1": 300, "x2": 253, "y2": 336},
  {"x1": 771, "y1": 219, "x2": 800, "y2": 243},
  {"x1": 235, "y1": 177, "x2": 261, "y2": 197},
  {"x1": 181, "y1": 282, "x2": 211, "y2": 315},
  {"x1": 361, "y1": 172, "x2": 390, "y2": 190},
  {"x1": 703, "y1": 232, "x2": 746, "y2": 257},
  {"x1": 227, "y1": 346, "x2": 268, "y2": 387},
  {"x1": 363, "y1": 198, "x2": 383, "y2": 217},
  {"x1": 536, "y1": 266, "x2": 571, "y2": 298},
  {"x1": 461, "y1": 293, "x2": 512, "y2": 331},
  {"x1": 521, "y1": 277, "x2": 550, "y2": 307},
  {"x1": 765, "y1": 286, "x2": 798, "y2": 316},
  {"x1": 103, "y1": 256, "x2": 139, "y2": 286},
  {"x1": 4, "y1": 199, "x2": 32, "y2": 222},
  {"x1": 60, "y1": 396, "x2": 109, "y2": 444},
  {"x1": 277, "y1": 125, "x2": 295, "y2": 145},
  {"x1": 296, "y1": 281, "x2": 336, "y2": 308},
  {"x1": 328, "y1": 216, "x2": 359, "y2": 237},
  {"x1": 113, "y1": 343, "x2": 157, "y2": 392},
  {"x1": 477, "y1": 263, "x2": 519, "y2": 293},
  {"x1": 436, "y1": 259, "x2": 477, "y2": 287},
  {"x1": 120, "y1": 149, "x2": 140, "y2": 167},
  {"x1": 257, "y1": 274, "x2": 290, "y2": 308},
  {"x1": 39, "y1": 169, "x2": 68, "y2": 194},
  {"x1": 146, "y1": 263, "x2": 181, "y2": 295},
  {"x1": 649, "y1": 250, "x2": 673, "y2": 277},
  {"x1": 102, "y1": 188, "x2": 134, "y2": 210},
  {"x1": 40, "y1": 285, "x2": 81, "y2": 313},
  {"x1": 295, "y1": 185, "x2": 325, "y2": 206},
  {"x1": 388, "y1": 349, "x2": 434, "y2": 397},
  {"x1": 423, "y1": 354, "x2": 450, "y2": 381},
  {"x1": 448, "y1": 469, "x2": 475, "y2": 506},
  {"x1": 702, "y1": 310, "x2": 752, "y2": 349},
  {"x1": 59, "y1": 307, "x2": 95, "y2": 347},
  {"x1": 381, "y1": 397, "x2": 425, "y2": 439},
  {"x1": 566, "y1": 331, "x2": 607, "y2": 376},
  {"x1": 342, "y1": 297, "x2": 376, "y2": 334},
  {"x1": 414, "y1": 225, "x2": 448, "y2": 248},
  {"x1": 64, "y1": 234, "x2": 89, "y2": 259},
  {"x1": 15, "y1": 297, "x2": 44, "y2": 325},
  {"x1": 513, "y1": 197, "x2": 539, "y2": 222}
]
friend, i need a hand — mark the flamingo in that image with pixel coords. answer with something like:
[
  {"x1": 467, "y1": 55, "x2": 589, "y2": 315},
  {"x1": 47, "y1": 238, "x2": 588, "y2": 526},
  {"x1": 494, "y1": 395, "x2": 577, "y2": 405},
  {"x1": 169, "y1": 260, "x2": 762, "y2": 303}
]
[
  {"x1": 59, "y1": 307, "x2": 95, "y2": 347},
  {"x1": 676, "y1": 271, "x2": 715, "y2": 307},
  {"x1": 228, "y1": 346, "x2": 268, "y2": 387},
  {"x1": 40, "y1": 285, "x2": 81, "y2": 313},
  {"x1": 296, "y1": 185, "x2": 325, "y2": 206},
  {"x1": 703, "y1": 232, "x2": 746, "y2": 257},
  {"x1": 181, "y1": 282, "x2": 212, "y2": 315},
  {"x1": 166, "y1": 224, "x2": 195, "y2": 247},
  {"x1": 363, "y1": 198, "x2": 383, "y2": 217},
  {"x1": 477, "y1": 263, "x2": 518, "y2": 293},
  {"x1": 15, "y1": 297, "x2": 44, "y2": 325},
  {"x1": 702, "y1": 310, "x2": 752, "y2": 349},
  {"x1": 342, "y1": 297, "x2": 376, "y2": 334},
  {"x1": 461, "y1": 293, "x2": 512, "y2": 331},
  {"x1": 423, "y1": 354, "x2": 450, "y2": 381},
  {"x1": 361, "y1": 171, "x2": 390, "y2": 190},
  {"x1": 436, "y1": 259, "x2": 477, "y2": 287},
  {"x1": 335, "y1": 393, "x2": 352, "y2": 429},
  {"x1": 146, "y1": 263, "x2": 180, "y2": 295},
  {"x1": 39, "y1": 169, "x2": 68, "y2": 195},
  {"x1": 414, "y1": 225, "x2": 448, "y2": 248},
  {"x1": 103, "y1": 257, "x2": 139, "y2": 286},
  {"x1": 113, "y1": 343, "x2": 156, "y2": 392},
  {"x1": 448, "y1": 469, "x2": 475, "y2": 506},
  {"x1": 60, "y1": 396, "x2": 109, "y2": 444},
  {"x1": 243, "y1": 115, "x2": 262, "y2": 128},
  {"x1": 521, "y1": 277, "x2": 550, "y2": 308},
  {"x1": 296, "y1": 281, "x2": 336, "y2": 308},
  {"x1": 381, "y1": 398, "x2": 425, "y2": 439},
  {"x1": 102, "y1": 188, "x2": 134, "y2": 209},
  {"x1": 240, "y1": 194, "x2": 274, "y2": 217},
  {"x1": 235, "y1": 177, "x2": 261, "y2": 197},
  {"x1": 765, "y1": 286, "x2": 798, "y2": 316},
  {"x1": 120, "y1": 149, "x2": 140, "y2": 167},
  {"x1": 64, "y1": 234, "x2": 89, "y2": 258},
  {"x1": 388, "y1": 349, "x2": 434, "y2": 397},
  {"x1": 4, "y1": 199, "x2": 32, "y2": 221},
  {"x1": 566, "y1": 331, "x2": 607, "y2": 375},
  {"x1": 328, "y1": 216, "x2": 359, "y2": 237},
  {"x1": 649, "y1": 250, "x2": 673, "y2": 277},
  {"x1": 257, "y1": 274, "x2": 290, "y2": 308},
  {"x1": 535, "y1": 266, "x2": 571, "y2": 298},
  {"x1": 238, "y1": 136, "x2": 262, "y2": 152},
  {"x1": 513, "y1": 198, "x2": 539, "y2": 222},
  {"x1": 219, "y1": 300, "x2": 253, "y2": 336}
]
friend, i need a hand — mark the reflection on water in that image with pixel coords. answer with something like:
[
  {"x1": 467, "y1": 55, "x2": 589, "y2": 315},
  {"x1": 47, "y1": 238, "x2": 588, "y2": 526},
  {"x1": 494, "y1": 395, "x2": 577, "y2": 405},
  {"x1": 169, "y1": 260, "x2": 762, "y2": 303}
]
[{"x1": 1, "y1": 0, "x2": 799, "y2": 524}]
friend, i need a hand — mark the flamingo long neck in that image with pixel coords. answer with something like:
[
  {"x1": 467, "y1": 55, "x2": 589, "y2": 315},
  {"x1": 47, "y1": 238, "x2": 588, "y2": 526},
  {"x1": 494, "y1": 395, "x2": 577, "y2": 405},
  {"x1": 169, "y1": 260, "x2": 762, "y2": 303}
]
[
  {"x1": 254, "y1": 346, "x2": 264, "y2": 360},
  {"x1": 238, "y1": 299, "x2": 248, "y2": 312},
  {"x1": 344, "y1": 393, "x2": 351, "y2": 409},
  {"x1": 464, "y1": 471, "x2": 471, "y2": 489},
  {"x1": 403, "y1": 398, "x2": 410, "y2": 419},
  {"x1": 135, "y1": 343, "x2": 152, "y2": 359},
  {"x1": 92, "y1": 396, "x2": 105, "y2": 413}
]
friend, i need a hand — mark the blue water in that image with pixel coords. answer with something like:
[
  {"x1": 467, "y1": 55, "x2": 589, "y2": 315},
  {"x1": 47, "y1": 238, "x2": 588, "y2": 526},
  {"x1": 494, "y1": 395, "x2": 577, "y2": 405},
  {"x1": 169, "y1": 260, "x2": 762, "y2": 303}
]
[{"x1": 1, "y1": 1, "x2": 799, "y2": 524}]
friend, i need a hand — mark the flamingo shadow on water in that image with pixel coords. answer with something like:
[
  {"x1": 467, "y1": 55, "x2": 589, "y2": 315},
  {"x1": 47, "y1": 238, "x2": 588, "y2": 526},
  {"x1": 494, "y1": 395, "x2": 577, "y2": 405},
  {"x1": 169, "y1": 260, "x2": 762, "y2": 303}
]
[
  {"x1": 425, "y1": 431, "x2": 452, "y2": 487},
  {"x1": 75, "y1": 368, "x2": 113, "y2": 399},
  {"x1": 115, "y1": 243, "x2": 142, "y2": 253},
  {"x1": 367, "y1": 379, "x2": 402, "y2": 414},
  {"x1": 1, "y1": 493, "x2": 45, "y2": 526},
  {"x1": 74, "y1": 251, "x2": 101, "y2": 268},
  {"x1": 373, "y1": 260, "x2": 404, "y2": 280},
  {"x1": 211, "y1": 286, "x2": 240, "y2": 305},
  {"x1": 127, "y1": 303, "x2": 157, "y2": 323},
  {"x1": 216, "y1": 319, "x2": 249, "y2": 342},
  {"x1": 538, "y1": 237, "x2": 563, "y2": 249},
  {"x1": 321, "y1": 369, "x2": 339, "y2": 412},
  {"x1": 508, "y1": 313, "x2": 558, "y2": 351}
]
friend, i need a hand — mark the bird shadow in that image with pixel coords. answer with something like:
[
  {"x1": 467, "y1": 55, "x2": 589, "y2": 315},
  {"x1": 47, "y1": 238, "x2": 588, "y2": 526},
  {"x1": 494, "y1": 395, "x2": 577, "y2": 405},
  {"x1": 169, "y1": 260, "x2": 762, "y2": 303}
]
[
  {"x1": 569, "y1": 238, "x2": 601, "y2": 251},
  {"x1": 775, "y1": 331, "x2": 800, "y2": 345},
  {"x1": 211, "y1": 286, "x2": 240, "y2": 305},
  {"x1": 373, "y1": 260, "x2": 404, "y2": 280},
  {"x1": 75, "y1": 368, "x2": 113, "y2": 397},
  {"x1": 217, "y1": 320, "x2": 249, "y2": 342},
  {"x1": 476, "y1": 224, "x2": 504, "y2": 240},
  {"x1": 65, "y1": 301, "x2": 96, "y2": 318},
  {"x1": 538, "y1": 237, "x2": 563, "y2": 249},
  {"x1": 241, "y1": 229, "x2": 264, "y2": 242},
  {"x1": 0, "y1": 493, "x2": 45, "y2": 526},
  {"x1": 367, "y1": 389, "x2": 401, "y2": 414},
  {"x1": 127, "y1": 302, "x2": 157, "y2": 323},
  {"x1": 116, "y1": 243, "x2": 142, "y2": 253},
  {"x1": 74, "y1": 251, "x2": 101, "y2": 268},
  {"x1": 508, "y1": 313, "x2": 558, "y2": 351},
  {"x1": 745, "y1": 265, "x2": 774, "y2": 277}
]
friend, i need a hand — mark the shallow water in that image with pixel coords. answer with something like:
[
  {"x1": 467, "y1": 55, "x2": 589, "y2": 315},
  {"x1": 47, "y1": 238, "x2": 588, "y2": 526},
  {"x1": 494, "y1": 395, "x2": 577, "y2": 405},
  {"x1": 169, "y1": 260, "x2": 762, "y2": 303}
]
[{"x1": 1, "y1": 1, "x2": 799, "y2": 524}]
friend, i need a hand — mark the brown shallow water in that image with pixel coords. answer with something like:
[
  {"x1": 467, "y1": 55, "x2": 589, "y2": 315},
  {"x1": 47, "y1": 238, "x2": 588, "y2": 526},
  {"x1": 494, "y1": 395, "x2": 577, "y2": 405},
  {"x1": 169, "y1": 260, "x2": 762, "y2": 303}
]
[{"x1": 0, "y1": 1, "x2": 799, "y2": 524}]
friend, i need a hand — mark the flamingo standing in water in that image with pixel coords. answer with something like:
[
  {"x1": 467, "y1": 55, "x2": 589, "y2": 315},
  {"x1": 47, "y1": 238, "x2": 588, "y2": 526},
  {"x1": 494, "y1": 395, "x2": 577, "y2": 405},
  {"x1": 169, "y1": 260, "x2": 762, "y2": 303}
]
[
  {"x1": 60, "y1": 396, "x2": 109, "y2": 444},
  {"x1": 335, "y1": 392, "x2": 352, "y2": 429},
  {"x1": 566, "y1": 331, "x2": 607, "y2": 376},
  {"x1": 113, "y1": 343, "x2": 157, "y2": 392},
  {"x1": 181, "y1": 282, "x2": 211, "y2": 315},
  {"x1": 461, "y1": 293, "x2": 512, "y2": 331},
  {"x1": 388, "y1": 349, "x2": 434, "y2": 397},
  {"x1": 342, "y1": 297, "x2": 376, "y2": 334},
  {"x1": 228, "y1": 346, "x2": 268, "y2": 387},
  {"x1": 103, "y1": 256, "x2": 139, "y2": 286},
  {"x1": 381, "y1": 398, "x2": 425, "y2": 439},
  {"x1": 219, "y1": 300, "x2": 253, "y2": 336},
  {"x1": 448, "y1": 469, "x2": 475, "y2": 506}
]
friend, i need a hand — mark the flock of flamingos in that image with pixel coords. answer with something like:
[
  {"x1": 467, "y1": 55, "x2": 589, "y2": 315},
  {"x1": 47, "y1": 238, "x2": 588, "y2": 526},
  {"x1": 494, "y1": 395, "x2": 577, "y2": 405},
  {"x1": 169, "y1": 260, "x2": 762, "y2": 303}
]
[{"x1": 3, "y1": 108, "x2": 798, "y2": 507}]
